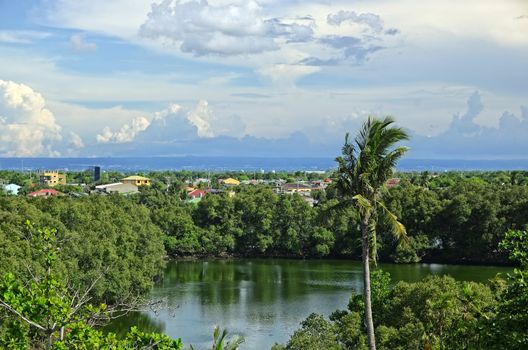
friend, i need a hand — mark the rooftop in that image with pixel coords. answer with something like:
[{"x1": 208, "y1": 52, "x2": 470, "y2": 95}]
[
  {"x1": 122, "y1": 176, "x2": 150, "y2": 181},
  {"x1": 283, "y1": 183, "x2": 312, "y2": 189},
  {"x1": 95, "y1": 182, "x2": 124, "y2": 189},
  {"x1": 28, "y1": 189, "x2": 62, "y2": 197}
]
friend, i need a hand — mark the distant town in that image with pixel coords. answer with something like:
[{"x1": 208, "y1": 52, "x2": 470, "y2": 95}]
[{"x1": 0, "y1": 166, "x2": 405, "y2": 207}]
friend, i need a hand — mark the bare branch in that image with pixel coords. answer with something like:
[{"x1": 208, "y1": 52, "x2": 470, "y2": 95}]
[
  {"x1": 0, "y1": 300, "x2": 46, "y2": 331},
  {"x1": 70, "y1": 268, "x2": 108, "y2": 315},
  {"x1": 24, "y1": 263, "x2": 38, "y2": 283},
  {"x1": 141, "y1": 340, "x2": 163, "y2": 350}
]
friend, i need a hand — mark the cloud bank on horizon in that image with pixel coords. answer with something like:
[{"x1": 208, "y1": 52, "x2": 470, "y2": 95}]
[{"x1": 0, "y1": 0, "x2": 526, "y2": 158}]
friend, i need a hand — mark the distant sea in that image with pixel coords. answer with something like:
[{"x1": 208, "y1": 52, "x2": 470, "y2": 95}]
[{"x1": 1, "y1": 157, "x2": 528, "y2": 172}]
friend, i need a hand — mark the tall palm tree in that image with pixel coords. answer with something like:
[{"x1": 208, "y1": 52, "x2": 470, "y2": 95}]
[{"x1": 336, "y1": 116, "x2": 409, "y2": 350}]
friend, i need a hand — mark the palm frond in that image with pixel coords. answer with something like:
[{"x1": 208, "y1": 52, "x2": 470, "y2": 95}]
[
  {"x1": 375, "y1": 124, "x2": 409, "y2": 156},
  {"x1": 377, "y1": 201, "x2": 408, "y2": 243},
  {"x1": 225, "y1": 336, "x2": 245, "y2": 350},
  {"x1": 355, "y1": 117, "x2": 373, "y2": 151},
  {"x1": 353, "y1": 194, "x2": 372, "y2": 216},
  {"x1": 208, "y1": 326, "x2": 245, "y2": 350},
  {"x1": 212, "y1": 326, "x2": 225, "y2": 350}
]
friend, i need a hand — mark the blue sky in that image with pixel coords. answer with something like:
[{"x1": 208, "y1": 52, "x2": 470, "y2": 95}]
[{"x1": 0, "y1": 0, "x2": 527, "y2": 158}]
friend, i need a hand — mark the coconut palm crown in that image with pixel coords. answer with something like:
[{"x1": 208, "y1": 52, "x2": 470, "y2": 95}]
[{"x1": 336, "y1": 116, "x2": 410, "y2": 263}]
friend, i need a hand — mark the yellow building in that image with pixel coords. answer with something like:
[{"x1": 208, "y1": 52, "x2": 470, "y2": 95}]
[
  {"x1": 121, "y1": 175, "x2": 151, "y2": 187},
  {"x1": 39, "y1": 171, "x2": 66, "y2": 187},
  {"x1": 220, "y1": 178, "x2": 240, "y2": 186},
  {"x1": 282, "y1": 183, "x2": 312, "y2": 194}
]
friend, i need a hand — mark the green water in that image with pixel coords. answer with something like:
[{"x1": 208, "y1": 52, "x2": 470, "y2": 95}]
[{"x1": 111, "y1": 259, "x2": 511, "y2": 349}]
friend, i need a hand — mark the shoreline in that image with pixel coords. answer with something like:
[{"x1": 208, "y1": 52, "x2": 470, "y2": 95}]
[{"x1": 164, "y1": 254, "x2": 517, "y2": 268}]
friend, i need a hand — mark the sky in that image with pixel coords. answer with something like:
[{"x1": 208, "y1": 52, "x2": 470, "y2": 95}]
[{"x1": 0, "y1": 0, "x2": 527, "y2": 158}]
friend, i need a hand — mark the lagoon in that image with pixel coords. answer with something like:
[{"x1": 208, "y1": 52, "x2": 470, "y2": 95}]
[{"x1": 112, "y1": 259, "x2": 511, "y2": 349}]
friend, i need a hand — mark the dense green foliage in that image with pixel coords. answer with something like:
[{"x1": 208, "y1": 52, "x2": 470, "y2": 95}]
[
  {"x1": 142, "y1": 174, "x2": 528, "y2": 264},
  {"x1": 0, "y1": 225, "x2": 182, "y2": 350},
  {"x1": 140, "y1": 186, "x2": 345, "y2": 258},
  {"x1": 0, "y1": 195, "x2": 165, "y2": 303},
  {"x1": 273, "y1": 273, "x2": 499, "y2": 350},
  {"x1": 273, "y1": 230, "x2": 528, "y2": 350},
  {"x1": 384, "y1": 174, "x2": 528, "y2": 263},
  {"x1": 491, "y1": 230, "x2": 528, "y2": 347},
  {"x1": 0, "y1": 271, "x2": 183, "y2": 350}
]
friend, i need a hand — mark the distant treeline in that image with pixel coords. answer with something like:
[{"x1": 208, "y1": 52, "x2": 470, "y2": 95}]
[
  {"x1": 3, "y1": 170, "x2": 526, "y2": 269},
  {"x1": 139, "y1": 171, "x2": 528, "y2": 264}
]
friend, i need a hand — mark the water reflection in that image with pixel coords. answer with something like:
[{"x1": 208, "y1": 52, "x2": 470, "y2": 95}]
[
  {"x1": 105, "y1": 312, "x2": 165, "y2": 337},
  {"x1": 113, "y1": 259, "x2": 511, "y2": 349}
]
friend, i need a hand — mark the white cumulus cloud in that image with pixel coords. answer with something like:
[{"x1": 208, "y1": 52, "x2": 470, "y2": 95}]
[
  {"x1": 69, "y1": 131, "x2": 85, "y2": 149},
  {"x1": 94, "y1": 100, "x2": 235, "y2": 147},
  {"x1": 0, "y1": 80, "x2": 62, "y2": 156},
  {"x1": 139, "y1": 0, "x2": 313, "y2": 56},
  {"x1": 186, "y1": 100, "x2": 215, "y2": 138},
  {"x1": 327, "y1": 10, "x2": 384, "y2": 33},
  {"x1": 96, "y1": 116, "x2": 150, "y2": 143},
  {"x1": 152, "y1": 103, "x2": 183, "y2": 121}
]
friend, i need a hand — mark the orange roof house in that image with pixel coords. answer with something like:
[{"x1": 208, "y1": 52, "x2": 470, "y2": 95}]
[{"x1": 28, "y1": 189, "x2": 62, "y2": 198}]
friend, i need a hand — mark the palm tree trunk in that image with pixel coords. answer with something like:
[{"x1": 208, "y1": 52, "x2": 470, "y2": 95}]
[{"x1": 361, "y1": 213, "x2": 376, "y2": 350}]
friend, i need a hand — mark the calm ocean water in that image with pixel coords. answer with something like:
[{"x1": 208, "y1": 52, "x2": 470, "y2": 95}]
[{"x1": 1, "y1": 157, "x2": 528, "y2": 172}]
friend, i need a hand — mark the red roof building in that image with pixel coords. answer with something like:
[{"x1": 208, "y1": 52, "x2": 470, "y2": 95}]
[
  {"x1": 28, "y1": 189, "x2": 62, "y2": 198},
  {"x1": 188, "y1": 189, "x2": 207, "y2": 199},
  {"x1": 386, "y1": 178, "x2": 401, "y2": 188}
]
